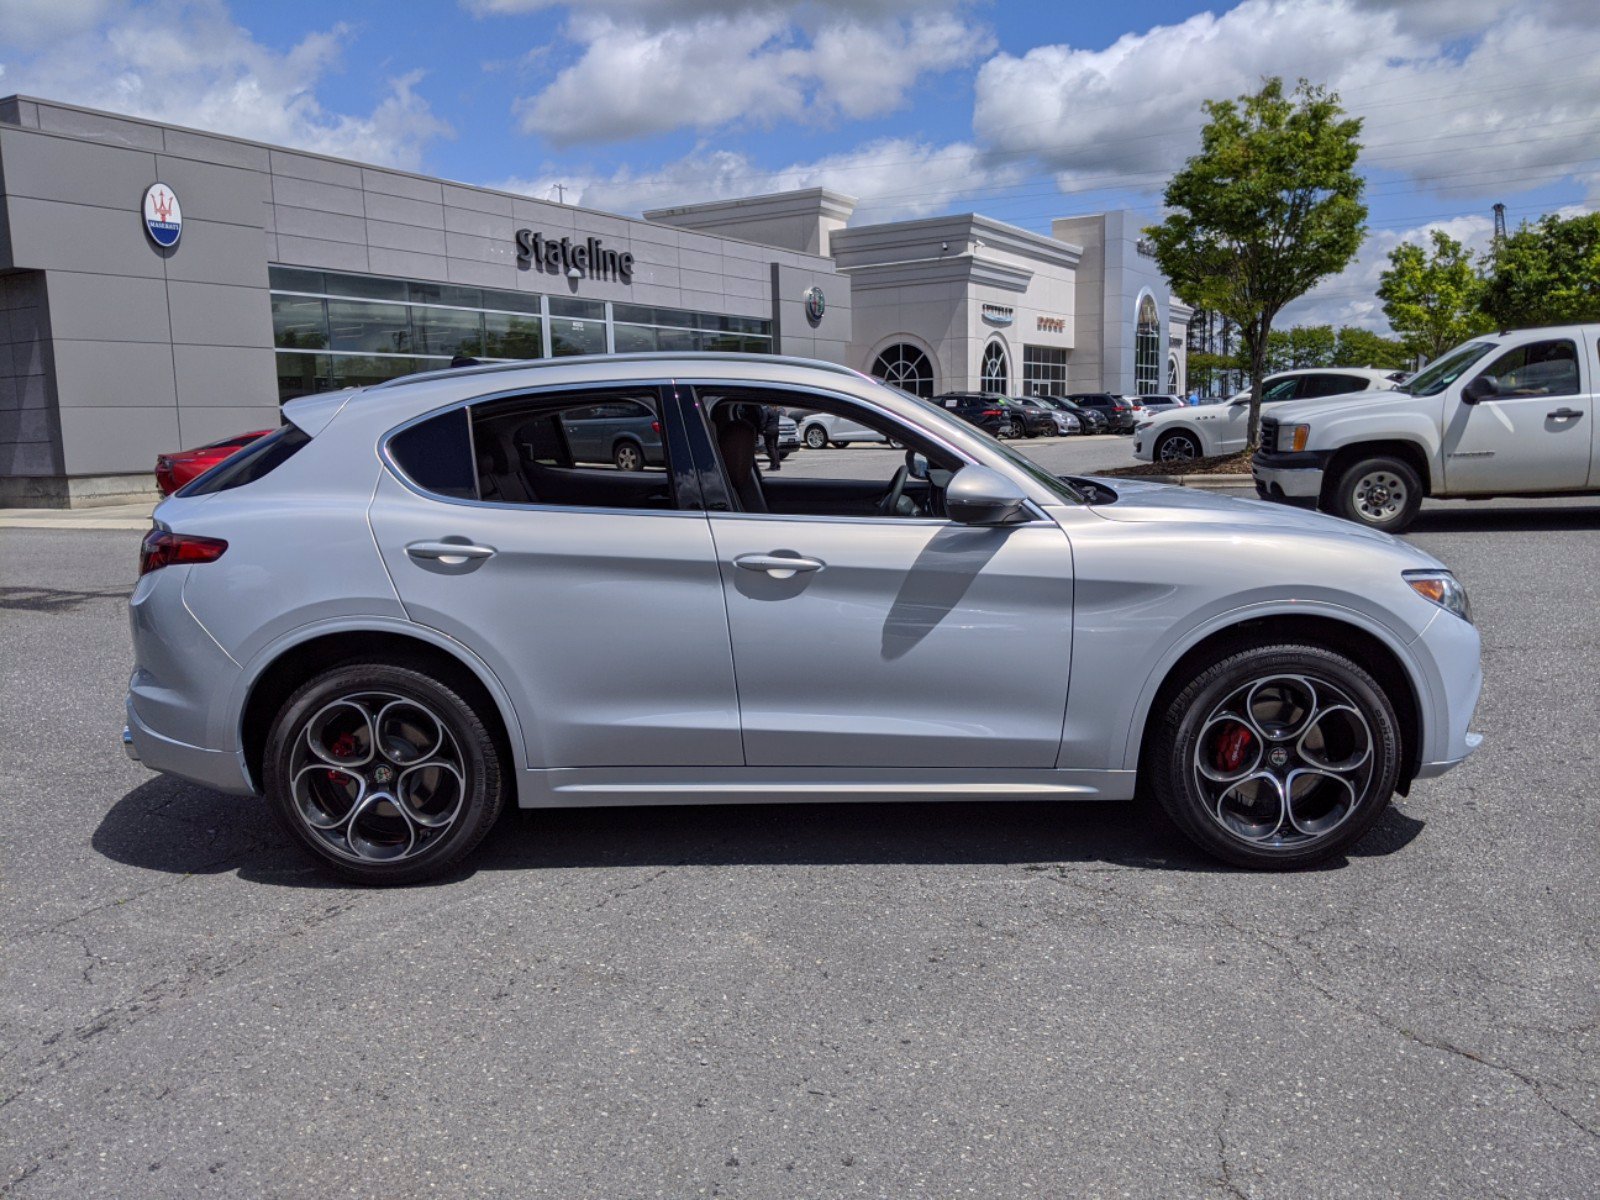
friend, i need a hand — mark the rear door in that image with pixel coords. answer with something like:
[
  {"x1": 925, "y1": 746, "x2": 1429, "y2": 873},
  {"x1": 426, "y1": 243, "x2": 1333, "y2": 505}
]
[
  {"x1": 369, "y1": 384, "x2": 742, "y2": 769},
  {"x1": 1442, "y1": 335, "x2": 1592, "y2": 493}
]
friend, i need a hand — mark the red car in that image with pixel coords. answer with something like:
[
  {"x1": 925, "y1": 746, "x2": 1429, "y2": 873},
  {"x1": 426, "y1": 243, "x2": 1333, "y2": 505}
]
[{"x1": 155, "y1": 430, "x2": 273, "y2": 495}]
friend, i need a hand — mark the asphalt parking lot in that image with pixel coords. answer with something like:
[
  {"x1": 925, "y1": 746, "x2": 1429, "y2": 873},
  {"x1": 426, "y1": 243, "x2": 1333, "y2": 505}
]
[{"x1": 3, "y1": 457, "x2": 1598, "y2": 1197}]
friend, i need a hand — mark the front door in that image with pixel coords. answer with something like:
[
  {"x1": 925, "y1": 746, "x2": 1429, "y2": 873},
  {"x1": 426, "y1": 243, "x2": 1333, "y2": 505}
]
[
  {"x1": 1442, "y1": 336, "x2": 1593, "y2": 493},
  {"x1": 369, "y1": 385, "x2": 742, "y2": 769},
  {"x1": 684, "y1": 384, "x2": 1074, "y2": 769}
]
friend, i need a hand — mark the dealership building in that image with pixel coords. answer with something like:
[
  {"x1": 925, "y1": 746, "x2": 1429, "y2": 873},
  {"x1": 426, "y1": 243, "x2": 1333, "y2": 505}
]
[{"x1": 0, "y1": 95, "x2": 1189, "y2": 506}]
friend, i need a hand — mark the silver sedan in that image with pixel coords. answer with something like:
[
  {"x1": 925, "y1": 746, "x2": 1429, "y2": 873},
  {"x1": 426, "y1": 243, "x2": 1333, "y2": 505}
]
[{"x1": 125, "y1": 353, "x2": 1482, "y2": 884}]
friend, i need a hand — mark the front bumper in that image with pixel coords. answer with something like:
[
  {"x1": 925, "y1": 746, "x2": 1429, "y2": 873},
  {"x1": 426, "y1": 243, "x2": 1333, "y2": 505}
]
[
  {"x1": 1408, "y1": 606, "x2": 1484, "y2": 780},
  {"x1": 1251, "y1": 449, "x2": 1333, "y2": 501}
]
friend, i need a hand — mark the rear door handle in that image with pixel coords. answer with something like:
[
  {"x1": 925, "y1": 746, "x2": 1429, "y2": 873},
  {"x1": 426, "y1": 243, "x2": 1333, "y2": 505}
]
[
  {"x1": 406, "y1": 540, "x2": 497, "y2": 564},
  {"x1": 734, "y1": 553, "x2": 825, "y2": 579},
  {"x1": 1548, "y1": 408, "x2": 1584, "y2": 420}
]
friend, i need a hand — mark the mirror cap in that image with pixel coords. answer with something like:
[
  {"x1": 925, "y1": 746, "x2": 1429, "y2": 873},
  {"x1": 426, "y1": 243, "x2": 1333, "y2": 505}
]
[{"x1": 946, "y1": 465, "x2": 1030, "y2": 525}]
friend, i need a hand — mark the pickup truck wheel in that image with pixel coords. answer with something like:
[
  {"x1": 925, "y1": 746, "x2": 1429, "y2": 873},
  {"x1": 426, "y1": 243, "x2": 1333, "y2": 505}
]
[
  {"x1": 1333, "y1": 456, "x2": 1422, "y2": 532},
  {"x1": 1148, "y1": 643, "x2": 1401, "y2": 870}
]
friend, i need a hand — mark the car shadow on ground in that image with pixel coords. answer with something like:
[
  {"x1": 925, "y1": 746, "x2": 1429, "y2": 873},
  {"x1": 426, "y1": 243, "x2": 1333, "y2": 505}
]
[
  {"x1": 1409, "y1": 504, "x2": 1600, "y2": 534},
  {"x1": 95, "y1": 777, "x2": 1426, "y2": 889}
]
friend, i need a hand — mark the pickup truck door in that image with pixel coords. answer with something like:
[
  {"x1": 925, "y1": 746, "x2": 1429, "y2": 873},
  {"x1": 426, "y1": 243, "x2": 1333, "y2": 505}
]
[{"x1": 1441, "y1": 335, "x2": 1592, "y2": 493}]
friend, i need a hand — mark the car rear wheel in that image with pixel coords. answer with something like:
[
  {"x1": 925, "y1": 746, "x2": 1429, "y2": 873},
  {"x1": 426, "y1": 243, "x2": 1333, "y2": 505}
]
[
  {"x1": 1005, "y1": 418, "x2": 1025, "y2": 439},
  {"x1": 1156, "y1": 431, "x2": 1201, "y2": 462},
  {"x1": 612, "y1": 440, "x2": 644, "y2": 471},
  {"x1": 803, "y1": 424, "x2": 829, "y2": 450},
  {"x1": 264, "y1": 663, "x2": 507, "y2": 885},
  {"x1": 1147, "y1": 644, "x2": 1401, "y2": 869}
]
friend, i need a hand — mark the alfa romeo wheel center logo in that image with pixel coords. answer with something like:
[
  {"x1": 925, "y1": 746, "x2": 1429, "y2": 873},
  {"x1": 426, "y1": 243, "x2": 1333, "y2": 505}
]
[
  {"x1": 1268, "y1": 747, "x2": 1290, "y2": 768},
  {"x1": 803, "y1": 285, "x2": 825, "y2": 323}
]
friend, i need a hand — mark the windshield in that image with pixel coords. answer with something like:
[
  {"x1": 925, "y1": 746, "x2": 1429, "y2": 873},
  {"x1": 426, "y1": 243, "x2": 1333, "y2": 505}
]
[{"x1": 1402, "y1": 340, "x2": 1496, "y2": 396}]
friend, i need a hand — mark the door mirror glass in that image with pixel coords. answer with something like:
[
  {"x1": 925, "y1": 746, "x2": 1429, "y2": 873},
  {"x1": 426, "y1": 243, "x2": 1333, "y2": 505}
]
[
  {"x1": 907, "y1": 450, "x2": 930, "y2": 480},
  {"x1": 945, "y1": 465, "x2": 1029, "y2": 525},
  {"x1": 1461, "y1": 374, "x2": 1499, "y2": 405}
]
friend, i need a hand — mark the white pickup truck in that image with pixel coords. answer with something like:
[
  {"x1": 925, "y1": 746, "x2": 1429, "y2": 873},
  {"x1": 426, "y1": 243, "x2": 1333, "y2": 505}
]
[{"x1": 1251, "y1": 324, "x2": 1597, "y2": 532}]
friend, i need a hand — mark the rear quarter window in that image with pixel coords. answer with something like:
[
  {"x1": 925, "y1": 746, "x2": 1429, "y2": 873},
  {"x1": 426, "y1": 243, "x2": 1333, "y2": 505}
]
[
  {"x1": 177, "y1": 425, "x2": 308, "y2": 496},
  {"x1": 387, "y1": 407, "x2": 477, "y2": 500}
]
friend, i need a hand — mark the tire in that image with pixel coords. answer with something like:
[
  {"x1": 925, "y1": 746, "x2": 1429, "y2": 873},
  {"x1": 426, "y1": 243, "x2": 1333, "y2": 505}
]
[
  {"x1": 612, "y1": 440, "x2": 644, "y2": 471},
  {"x1": 1006, "y1": 418, "x2": 1025, "y2": 439},
  {"x1": 1146, "y1": 643, "x2": 1401, "y2": 870},
  {"x1": 1331, "y1": 455, "x2": 1422, "y2": 533},
  {"x1": 1155, "y1": 431, "x2": 1201, "y2": 463},
  {"x1": 803, "y1": 424, "x2": 829, "y2": 450},
  {"x1": 263, "y1": 662, "x2": 507, "y2": 885}
]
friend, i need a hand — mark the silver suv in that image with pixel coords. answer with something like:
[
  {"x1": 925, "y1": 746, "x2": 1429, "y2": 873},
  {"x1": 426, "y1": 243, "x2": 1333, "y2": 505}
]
[{"x1": 125, "y1": 354, "x2": 1482, "y2": 883}]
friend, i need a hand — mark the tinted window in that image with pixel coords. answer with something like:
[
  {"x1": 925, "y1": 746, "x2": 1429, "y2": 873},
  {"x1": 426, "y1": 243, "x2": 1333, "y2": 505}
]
[
  {"x1": 469, "y1": 390, "x2": 675, "y2": 510},
  {"x1": 1404, "y1": 340, "x2": 1495, "y2": 396},
  {"x1": 179, "y1": 425, "x2": 307, "y2": 496},
  {"x1": 389, "y1": 408, "x2": 476, "y2": 500},
  {"x1": 1262, "y1": 378, "x2": 1301, "y2": 403},
  {"x1": 1477, "y1": 339, "x2": 1579, "y2": 398}
]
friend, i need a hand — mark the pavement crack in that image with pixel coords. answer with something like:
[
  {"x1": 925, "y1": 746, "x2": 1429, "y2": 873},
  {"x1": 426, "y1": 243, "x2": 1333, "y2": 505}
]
[
  {"x1": 588, "y1": 866, "x2": 672, "y2": 912},
  {"x1": 1213, "y1": 1090, "x2": 1249, "y2": 1199}
]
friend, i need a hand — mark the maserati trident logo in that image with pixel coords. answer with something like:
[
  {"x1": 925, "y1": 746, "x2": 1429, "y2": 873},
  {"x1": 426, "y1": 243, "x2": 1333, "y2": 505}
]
[{"x1": 142, "y1": 183, "x2": 182, "y2": 248}]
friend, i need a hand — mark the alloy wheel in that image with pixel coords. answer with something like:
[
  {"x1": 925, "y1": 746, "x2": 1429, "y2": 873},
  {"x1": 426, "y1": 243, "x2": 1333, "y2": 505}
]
[
  {"x1": 613, "y1": 442, "x2": 643, "y2": 471},
  {"x1": 1158, "y1": 434, "x2": 1199, "y2": 462},
  {"x1": 289, "y1": 692, "x2": 468, "y2": 863},
  {"x1": 1192, "y1": 674, "x2": 1374, "y2": 850}
]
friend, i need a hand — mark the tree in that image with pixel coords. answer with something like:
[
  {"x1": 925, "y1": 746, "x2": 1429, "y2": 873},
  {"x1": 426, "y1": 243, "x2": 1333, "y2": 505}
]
[
  {"x1": 1376, "y1": 230, "x2": 1492, "y2": 360},
  {"x1": 1265, "y1": 324, "x2": 1336, "y2": 371},
  {"x1": 1331, "y1": 326, "x2": 1409, "y2": 369},
  {"x1": 1482, "y1": 212, "x2": 1600, "y2": 329},
  {"x1": 1146, "y1": 77, "x2": 1367, "y2": 449}
]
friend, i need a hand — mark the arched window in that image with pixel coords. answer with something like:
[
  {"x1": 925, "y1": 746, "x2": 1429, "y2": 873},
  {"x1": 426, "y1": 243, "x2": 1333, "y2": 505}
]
[
  {"x1": 980, "y1": 340, "x2": 1009, "y2": 394},
  {"x1": 1168, "y1": 351, "x2": 1182, "y2": 395},
  {"x1": 871, "y1": 343, "x2": 935, "y2": 398},
  {"x1": 1135, "y1": 295, "x2": 1161, "y2": 394}
]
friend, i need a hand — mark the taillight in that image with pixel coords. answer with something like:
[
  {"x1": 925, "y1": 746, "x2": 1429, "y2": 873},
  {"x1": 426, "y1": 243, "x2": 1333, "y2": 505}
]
[
  {"x1": 139, "y1": 529, "x2": 229, "y2": 576},
  {"x1": 981, "y1": 409, "x2": 1003, "y2": 417},
  {"x1": 651, "y1": 420, "x2": 661, "y2": 434}
]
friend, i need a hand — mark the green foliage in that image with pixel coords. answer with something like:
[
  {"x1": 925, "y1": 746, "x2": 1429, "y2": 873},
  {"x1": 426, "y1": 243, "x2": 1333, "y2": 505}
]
[
  {"x1": 1331, "y1": 326, "x2": 1409, "y2": 369},
  {"x1": 1483, "y1": 212, "x2": 1600, "y2": 329},
  {"x1": 1146, "y1": 77, "x2": 1367, "y2": 447},
  {"x1": 1265, "y1": 324, "x2": 1336, "y2": 371},
  {"x1": 1376, "y1": 230, "x2": 1492, "y2": 360}
]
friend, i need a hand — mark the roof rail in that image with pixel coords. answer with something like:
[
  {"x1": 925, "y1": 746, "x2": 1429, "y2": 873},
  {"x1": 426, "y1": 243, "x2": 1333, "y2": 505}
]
[{"x1": 366, "y1": 351, "x2": 864, "y2": 392}]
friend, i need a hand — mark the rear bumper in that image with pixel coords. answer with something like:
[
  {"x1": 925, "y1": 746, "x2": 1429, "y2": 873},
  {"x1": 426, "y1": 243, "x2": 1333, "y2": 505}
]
[{"x1": 124, "y1": 695, "x2": 256, "y2": 794}]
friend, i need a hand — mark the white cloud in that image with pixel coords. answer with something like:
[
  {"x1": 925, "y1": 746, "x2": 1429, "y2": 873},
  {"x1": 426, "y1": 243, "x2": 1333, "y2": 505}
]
[
  {"x1": 973, "y1": 0, "x2": 1600, "y2": 202},
  {"x1": 491, "y1": 137, "x2": 1006, "y2": 223},
  {"x1": 514, "y1": 7, "x2": 990, "y2": 146},
  {"x1": 0, "y1": 0, "x2": 113, "y2": 48},
  {"x1": 0, "y1": 0, "x2": 453, "y2": 169}
]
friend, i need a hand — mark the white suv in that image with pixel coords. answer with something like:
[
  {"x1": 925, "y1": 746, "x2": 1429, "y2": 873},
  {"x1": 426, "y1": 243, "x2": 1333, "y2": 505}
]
[
  {"x1": 1252, "y1": 326, "x2": 1597, "y2": 532},
  {"x1": 1133, "y1": 368, "x2": 1403, "y2": 463}
]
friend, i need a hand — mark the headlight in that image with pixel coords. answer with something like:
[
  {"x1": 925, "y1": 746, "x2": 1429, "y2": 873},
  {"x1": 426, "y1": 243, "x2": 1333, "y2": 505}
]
[
  {"x1": 1404, "y1": 570, "x2": 1472, "y2": 624},
  {"x1": 1277, "y1": 423, "x2": 1310, "y2": 452}
]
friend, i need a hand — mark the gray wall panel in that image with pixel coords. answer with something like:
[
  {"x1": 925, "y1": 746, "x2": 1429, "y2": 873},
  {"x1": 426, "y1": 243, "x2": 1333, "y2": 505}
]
[
  {"x1": 368, "y1": 246, "x2": 450, "y2": 281},
  {"x1": 177, "y1": 404, "x2": 282, "y2": 447},
  {"x1": 57, "y1": 405, "x2": 176, "y2": 474},
  {"x1": 361, "y1": 169, "x2": 443, "y2": 204},
  {"x1": 36, "y1": 105, "x2": 163, "y2": 151},
  {"x1": 53, "y1": 339, "x2": 176, "y2": 407},
  {"x1": 441, "y1": 184, "x2": 511, "y2": 217},
  {"x1": 172, "y1": 345, "x2": 276, "y2": 408},
  {"x1": 271, "y1": 204, "x2": 367, "y2": 245},
  {"x1": 3, "y1": 196, "x2": 165, "y2": 276},
  {"x1": 0, "y1": 127, "x2": 154, "y2": 209},
  {"x1": 167, "y1": 281, "x2": 273, "y2": 348},
  {"x1": 42, "y1": 271, "x2": 172, "y2": 343},
  {"x1": 162, "y1": 217, "x2": 271, "y2": 286},
  {"x1": 364, "y1": 191, "x2": 444, "y2": 230},
  {"x1": 161, "y1": 128, "x2": 270, "y2": 172},
  {"x1": 155, "y1": 155, "x2": 269, "y2": 226},
  {"x1": 0, "y1": 439, "x2": 60, "y2": 474},
  {"x1": 366, "y1": 219, "x2": 447, "y2": 256},
  {"x1": 268, "y1": 150, "x2": 361, "y2": 189},
  {"x1": 443, "y1": 205, "x2": 513, "y2": 239},
  {"x1": 272, "y1": 173, "x2": 364, "y2": 217},
  {"x1": 274, "y1": 233, "x2": 370, "y2": 273}
]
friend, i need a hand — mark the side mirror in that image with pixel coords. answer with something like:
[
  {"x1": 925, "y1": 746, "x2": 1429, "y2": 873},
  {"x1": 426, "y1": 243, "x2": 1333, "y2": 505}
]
[
  {"x1": 906, "y1": 450, "x2": 930, "y2": 480},
  {"x1": 1461, "y1": 375, "x2": 1499, "y2": 405},
  {"x1": 945, "y1": 465, "x2": 1029, "y2": 525}
]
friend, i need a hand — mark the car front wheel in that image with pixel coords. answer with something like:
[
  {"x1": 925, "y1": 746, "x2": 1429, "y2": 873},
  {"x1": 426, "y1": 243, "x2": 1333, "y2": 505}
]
[
  {"x1": 803, "y1": 424, "x2": 829, "y2": 450},
  {"x1": 1147, "y1": 643, "x2": 1401, "y2": 869},
  {"x1": 1331, "y1": 456, "x2": 1423, "y2": 532},
  {"x1": 264, "y1": 663, "x2": 507, "y2": 885},
  {"x1": 1156, "y1": 431, "x2": 1201, "y2": 462}
]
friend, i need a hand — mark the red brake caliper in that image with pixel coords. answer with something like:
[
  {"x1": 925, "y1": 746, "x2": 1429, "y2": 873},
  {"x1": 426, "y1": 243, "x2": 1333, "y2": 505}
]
[
  {"x1": 1214, "y1": 723, "x2": 1254, "y2": 772},
  {"x1": 328, "y1": 732, "x2": 357, "y2": 782}
]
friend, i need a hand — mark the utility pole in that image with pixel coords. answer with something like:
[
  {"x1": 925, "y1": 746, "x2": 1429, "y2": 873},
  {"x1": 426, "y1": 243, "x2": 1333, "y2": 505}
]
[
  {"x1": 551, "y1": 183, "x2": 567, "y2": 204},
  {"x1": 1492, "y1": 202, "x2": 1506, "y2": 248}
]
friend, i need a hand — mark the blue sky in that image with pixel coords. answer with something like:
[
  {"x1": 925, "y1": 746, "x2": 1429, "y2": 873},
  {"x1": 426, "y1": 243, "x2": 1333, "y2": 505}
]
[{"x1": 1, "y1": 0, "x2": 1595, "y2": 330}]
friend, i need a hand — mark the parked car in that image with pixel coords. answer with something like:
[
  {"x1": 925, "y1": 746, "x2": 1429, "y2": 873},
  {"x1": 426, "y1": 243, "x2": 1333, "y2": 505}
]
[
  {"x1": 1132, "y1": 368, "x2": 1401, "y2": 464},
  {"x1": 1137, "y1": 394, "x2": 1185, "y2": 416},
  {"x1": 1015, "y1": 395, "x2": 1079, "y2": 436},
  {"x1": 790, "y1": 408, "x2": 887, "y2": 449},
  {"x1": 933, "y1": 393, "x2": 1011, "y2": 437},
  {"x1": 1038, "y1": 396, "x2": 1108, "y2": 435},
  {"x1": 562, "y1": 399, "x2": 666, "y2": 470},
  {"x1": 126, "y1": 352, "x2": 1481, "y2": 884},
  {"x1": 1062, "y1": 393, "x2": 1138, "y2": 434},
  {"x1": 1253, "y1": 326, "x2": 1598, "y2": 532},
  {"x1": 155, "y1": 429, "x2": 273, "y2": 495},
  {"x1": 935, "y1": 393, "x2": 1053, "y2": 439},
  {"x1": 777, "y1": 414, "x2": 799, "y2": 457}
]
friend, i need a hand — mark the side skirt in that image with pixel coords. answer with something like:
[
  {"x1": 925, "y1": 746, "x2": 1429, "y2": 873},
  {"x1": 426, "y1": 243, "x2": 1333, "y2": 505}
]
[{"x1": 514, "y1": 767, "x2": 1137, "y2": 808}]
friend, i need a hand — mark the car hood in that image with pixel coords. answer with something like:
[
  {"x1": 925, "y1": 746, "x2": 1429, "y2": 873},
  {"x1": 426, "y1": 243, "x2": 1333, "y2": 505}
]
[
  {"x1": 1077, "y1": 475, "x2": 1434, "y2": 555},
  {"x1": 1267, "y1": 389, "x2": 1408, "y2": 423}
]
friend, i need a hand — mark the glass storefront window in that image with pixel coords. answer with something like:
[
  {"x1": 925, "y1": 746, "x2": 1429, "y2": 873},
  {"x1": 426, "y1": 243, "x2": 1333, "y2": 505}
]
[
  {"x1": 551, "y1": 317, "x2": 606, "y2": 356},
  {"x1": 411, "y1": 307, "x2": 486, "y2": 357},
  {"x1": 271, "y1": 295, "x2": 328, "y2": 350},
  {"x1": 410, "y1": 282, "x2": 483, "y2": 310},
  {"x1": 613, "y1": 324, "x2": 657, "y2": 353},
  {"x1": 327, "y1": 299, "x2": 411, "y2": 354},
  {"x1": 331, "y1": 355, "x2": 434, "y2": 389},
  {"x1": 483, "y1": 313, "x2": 543, "y2": 358},
  {"x1": 550, "y1": 297, "x2": 606, "y2": 320},
  {"x1": 1134, "y1": 295, "x2": 1161, "y2": 394},
  {"x1": 323, "y1": 272, "x2": 408, "y2": 303},
  {"x1": 1022, "y1": 345, "x2": 1068, "y2": 397}
]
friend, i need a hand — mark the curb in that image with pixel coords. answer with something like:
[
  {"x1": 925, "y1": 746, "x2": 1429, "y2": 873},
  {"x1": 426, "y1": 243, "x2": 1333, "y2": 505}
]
[{"x1": 0, "y1": 503, "x2": 156, "y2": 531}]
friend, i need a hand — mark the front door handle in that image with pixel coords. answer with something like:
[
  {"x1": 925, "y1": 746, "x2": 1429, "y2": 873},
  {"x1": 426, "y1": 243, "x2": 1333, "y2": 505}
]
[
  {"x1": 406, "y1": 540, "x2": 497, "y2": 564},
  {"x1": 1548, "y1": 408, "x2": 1584, "y2": 420},
  {"x1": 734, "y1": 553, "x2": 825, "y2": 580}
]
